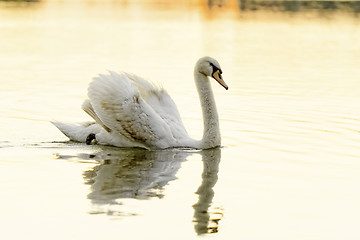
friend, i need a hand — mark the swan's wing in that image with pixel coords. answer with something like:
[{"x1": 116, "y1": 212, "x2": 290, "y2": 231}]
[
  {"x1": 88, "y1": 72, "x2": 175, "y2": 148},
  {"x1": 124, "y1": 73, "x2": 189, "y2": 139},
  {"x1": 124, "y1": 72, "x2": 161, "y2": 101},
  {"x1": 81, "y1": 99, "x2": 111, "y2": 132}
]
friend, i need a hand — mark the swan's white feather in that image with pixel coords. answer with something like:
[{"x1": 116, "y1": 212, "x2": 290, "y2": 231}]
[
  {"x1": 52, "y1": 121, "x2": 102, "y2": 142},
  {"x1": 87, "y1": 72, "x2": 180, "y2": 149},
  {"x1": 81, "y1": 99, "x2": 111, "y2": 132},
  {"x1": 123, "y1": 72, "x2": 189, "y2": 140},
  {"x1": 52, "y1": 121, "x2": 149, "y2": 148}
]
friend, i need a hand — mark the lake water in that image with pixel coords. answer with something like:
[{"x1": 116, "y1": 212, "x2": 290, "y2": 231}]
[{"x1": 1, "y1": 1, "x2": 360, "y2": 239}]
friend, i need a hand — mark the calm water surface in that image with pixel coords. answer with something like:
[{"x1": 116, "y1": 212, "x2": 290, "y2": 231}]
[{"x1": 1, "y1": 1, "x2": 360, "y2": 239}]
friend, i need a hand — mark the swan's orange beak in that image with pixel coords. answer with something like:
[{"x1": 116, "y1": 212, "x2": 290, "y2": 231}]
[{"x1": 212, "y1": 70, "x2": 228, "y2": 90}]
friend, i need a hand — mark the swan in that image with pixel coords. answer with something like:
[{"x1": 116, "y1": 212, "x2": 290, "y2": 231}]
[{"x1": 52, "y1": 56, "x2": 228, "y2": 149}]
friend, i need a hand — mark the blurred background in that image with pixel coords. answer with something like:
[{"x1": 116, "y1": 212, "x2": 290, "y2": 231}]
[{"x1": 1, "y1": 1, "x2": 360, "y2": 240}]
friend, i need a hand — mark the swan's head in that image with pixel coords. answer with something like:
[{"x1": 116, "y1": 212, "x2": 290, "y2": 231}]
[{"x1": 196, "y1": 56, "x2": 228, "y2": 90}]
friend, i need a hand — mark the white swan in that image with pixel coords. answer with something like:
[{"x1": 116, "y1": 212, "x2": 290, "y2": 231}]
[{"x1": 52, "y1": 56, "x2": 228, "y2": 149}]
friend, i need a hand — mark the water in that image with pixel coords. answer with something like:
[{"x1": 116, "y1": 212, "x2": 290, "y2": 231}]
[{"x1": 1, "y1": 1, "x2": 360, "y2": 239}]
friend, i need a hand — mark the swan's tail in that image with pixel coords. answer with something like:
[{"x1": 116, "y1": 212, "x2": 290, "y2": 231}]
[{"x1": 51, "y1": 121, "x2": 100, "y2": 143}]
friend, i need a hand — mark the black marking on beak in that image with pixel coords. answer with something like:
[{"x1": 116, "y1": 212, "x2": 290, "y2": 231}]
[{"x1": 210, "y1": 62, "x2": 222, "y2": 75}]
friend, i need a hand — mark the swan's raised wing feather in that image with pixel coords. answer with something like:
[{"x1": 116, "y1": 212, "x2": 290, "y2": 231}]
[
  {"x1": 82, "y1": 99, "x2": 111, "y2": 132},
  {"x1": 124, "y1": 73, "x2": 189, "y2": 140},
  {"x1": 88, "y1": 72, "x2": 175, "y2": 148}
]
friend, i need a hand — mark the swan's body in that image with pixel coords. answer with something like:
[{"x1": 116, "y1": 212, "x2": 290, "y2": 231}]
[{"x1": 53, "y1": 57, "x2": 228, "y2": 149}]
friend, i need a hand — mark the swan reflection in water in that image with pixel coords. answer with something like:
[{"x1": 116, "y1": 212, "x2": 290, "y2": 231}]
[
  {"x1": 83, "y1": 149, "x2": 191, "y2": 202},
  {"x1": 192, "y1": 148, "x2": 222, "y2": 234},
  {"x1": 59, "y1": 147, "x2": 222, "y2": 234}
]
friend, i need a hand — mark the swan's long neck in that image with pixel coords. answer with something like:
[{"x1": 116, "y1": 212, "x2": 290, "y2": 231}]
[{"x1": 194, "y1": 71, "x2": 221, "y2": 149}]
